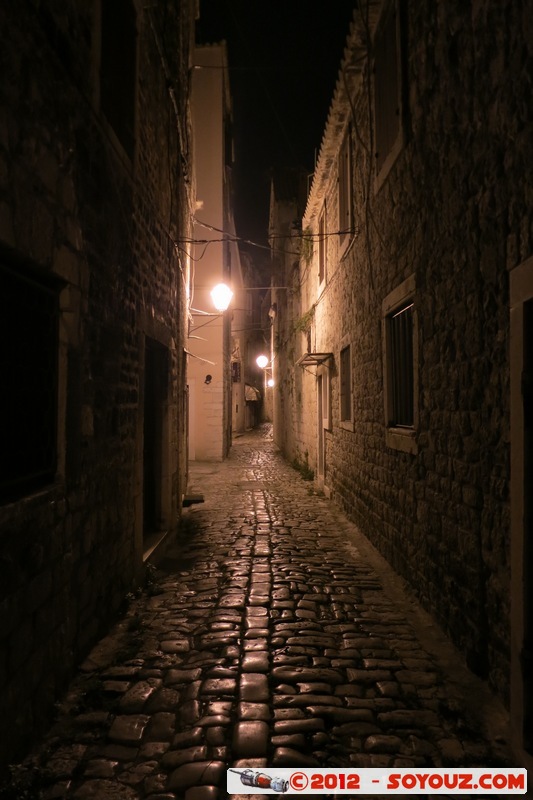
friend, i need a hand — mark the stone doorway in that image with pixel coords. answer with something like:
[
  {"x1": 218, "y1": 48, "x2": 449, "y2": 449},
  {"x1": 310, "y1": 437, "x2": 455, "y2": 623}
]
[
  {"x1": 510, "y1": 255, "x2": 533, "y2": 769},
  {"x1": 521, "y1": 297, "x2": 533, "y2": 752},
  {"x1": 143, "y1": 337, "x2": 169, "y2": 540}
]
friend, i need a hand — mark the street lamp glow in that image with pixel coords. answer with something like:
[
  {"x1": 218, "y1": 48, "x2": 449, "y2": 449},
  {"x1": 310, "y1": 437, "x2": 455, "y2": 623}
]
[
  {"x1": 210, "y1": 283, "x2": 233, "y2": 312},
  {"x1": 267, "y1": 378, "x2": 275, "y2": 387},
  {"x1": 256, "y1": 354, "x2": 269, "y2": 369}
]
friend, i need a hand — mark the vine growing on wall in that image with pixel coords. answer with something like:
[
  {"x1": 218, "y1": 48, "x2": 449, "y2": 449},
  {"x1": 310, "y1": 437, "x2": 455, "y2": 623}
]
[
  {"x1": 292, "y1": 449, "x2": 314, "y2": 481},
  {"x1": 300, "y1": 227, "x2": 314, "y2": 265},
  {"x1": 294, "y1": 304, "x2": 316, "y2": 334}
]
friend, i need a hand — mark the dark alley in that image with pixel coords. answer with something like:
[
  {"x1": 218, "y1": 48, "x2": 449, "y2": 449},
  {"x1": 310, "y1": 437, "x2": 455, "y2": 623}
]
[
  {"x1": 1, "y1": 0, "x2": 532, "y2": 794},
  {"x1": 1, "y1": 426, "x2": 515, "y2": 799}
]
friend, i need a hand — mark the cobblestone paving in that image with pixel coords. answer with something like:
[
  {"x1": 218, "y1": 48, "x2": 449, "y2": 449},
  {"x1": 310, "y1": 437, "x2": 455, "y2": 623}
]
[{"x1": 2, "y1": 426, "x2": 514, "y2": 800}]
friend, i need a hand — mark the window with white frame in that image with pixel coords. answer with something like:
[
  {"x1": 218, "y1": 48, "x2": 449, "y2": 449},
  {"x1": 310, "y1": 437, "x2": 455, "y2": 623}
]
[
  {"x1": 338, "y1": 126, "x2": 353, "y2": 249},
  {"x1": 340, "y1": 343, "x2": 352, "y2": 424},
  {"x1": 318, "y1": 205, "x2": 327, "y2": 287},
  {"x1": 373, "y1": 0, "x2": 404, "y2": 184},
  {"x1": 382, "y1": 275, "x2": 417, "y2": 453}
]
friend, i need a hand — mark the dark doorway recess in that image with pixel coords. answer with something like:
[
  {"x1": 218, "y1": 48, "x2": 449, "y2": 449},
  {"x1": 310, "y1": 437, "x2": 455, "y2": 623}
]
[
  {"x1": 523, "y1": 299, "x2": 533, "y2": 753},
  {"x1": 0, "y1": 263, "x2": 58, "y2": 502},
  {"x1": 143, "y1": 337, "x2": 168, "y2": 538}
]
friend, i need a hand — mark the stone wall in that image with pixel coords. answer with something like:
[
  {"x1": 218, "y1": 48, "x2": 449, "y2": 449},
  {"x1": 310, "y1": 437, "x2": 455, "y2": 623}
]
[
  {"x1": 274, "y1": 0, "x2": 531, "y2": 703},
  {"x1": 0, "y1": 0, "x2": 194, "y2": 770}
]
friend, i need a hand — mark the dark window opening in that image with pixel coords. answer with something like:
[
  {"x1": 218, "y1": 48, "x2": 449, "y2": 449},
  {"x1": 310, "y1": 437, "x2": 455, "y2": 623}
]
[
  {"x1": 318, "y1": 209, "x2": 326, "y2": 285},
  {"x1": 388, "y1": 302, "x2": 413, "y2": 427},
  {"x1": 340, "y1": 344, "x2": 352, "y2": 422},
  {"x1": 100, "y1": 0, "x2": 136, "y2": 159},
  {"x1": 338, "y1": 127, "x2": 353, "y2": 246},
  {"x1": 523, "y1": 298, "x2": 533, "y2": 753},
  {"x1": 0, "y1": 264, "x2": 59, "y2": 502},
  {"x1": 374, "y1": 5, "x2": 400, "y2": 174},
  {"x1": 232, "y1": 361, "x2": 241, "y2": 383},
  {"x1": 143, "y1": 338, "x2": 168, "y2": 535}
]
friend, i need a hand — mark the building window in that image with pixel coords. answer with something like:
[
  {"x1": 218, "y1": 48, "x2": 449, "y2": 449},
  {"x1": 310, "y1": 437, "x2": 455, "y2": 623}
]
[
  {"x1": 100, "y1": 0, "x2": 137, "y2": 159},
  {"x1": 0, "y1": 264, "x2": 59, "y2": 502},
  {"x1": 338, "y1": 126, "x2": 353, "y2": 250},
  {"x1": 509, "y1": 254, "x2": 533, "y2": 756},
  {"x1": 388, "y1": 303, "x2": 413, "y2": 425},
  {"x1": 382, "y1": 275, "x2": 417, "y2": 453},
  {"x1": 373, "y1": 1, "x2": 404, "y2": 183},
  {"x1": 318, "y1": 365, "x2": 331, "y2": 431},
  {"x1": 231, "y1": 361, "x2": 241, "y2": 383},
  {"x1": 340, "y1": 344, "x2": 352, "y2": 424},
  {"x1": 318, "y1": 205, "x2": 327, "y2": 287}
]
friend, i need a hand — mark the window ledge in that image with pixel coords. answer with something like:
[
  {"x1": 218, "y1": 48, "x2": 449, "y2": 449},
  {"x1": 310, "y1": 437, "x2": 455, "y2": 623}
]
[
  {"x1": 386, "y1": 427, "x2": 417, "y2": 454},
  {"x1": 340, "y1": 420, "x2": 355, "y2": 432},
  {"x1": 0, "y1": 480, "x2": 64, "y2": 518}
]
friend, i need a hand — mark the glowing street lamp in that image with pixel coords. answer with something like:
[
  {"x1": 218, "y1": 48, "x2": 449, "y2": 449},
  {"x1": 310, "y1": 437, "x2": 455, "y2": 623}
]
[
  {"x1": 256, "y1": 354, "x2": 269, "y2": 369},
  {"x1": 210, "y1": 283, "x2": 233, "y2": 312}
]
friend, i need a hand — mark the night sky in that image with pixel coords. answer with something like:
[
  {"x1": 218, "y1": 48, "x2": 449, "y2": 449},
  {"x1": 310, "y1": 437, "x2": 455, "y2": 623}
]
[{"x1": 195, "y1": 1, "x2": 356, "y2": 253}]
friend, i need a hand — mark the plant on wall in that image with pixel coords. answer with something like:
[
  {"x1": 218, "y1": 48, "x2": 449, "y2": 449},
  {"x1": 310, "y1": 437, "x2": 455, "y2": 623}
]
[
  {"x1": 292, "y1": 449, "x2": 314, "y2": 481},
  {"x1": 294, "y1": 304, "x2": 316, "y2": 334},
  {"x1": 300, "y1": 227, "x2": 314, "y2": 265}
]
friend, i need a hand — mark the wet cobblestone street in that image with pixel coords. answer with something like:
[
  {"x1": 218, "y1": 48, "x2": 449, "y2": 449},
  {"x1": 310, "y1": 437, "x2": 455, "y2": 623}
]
[{"x1": 2, "y1": 426, "x2": 514, "y2": 800}]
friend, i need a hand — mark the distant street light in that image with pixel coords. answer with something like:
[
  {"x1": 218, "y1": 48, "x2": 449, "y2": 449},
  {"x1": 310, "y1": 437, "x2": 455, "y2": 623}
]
[{"x1": 210, "y1": 283, "x2": 233, "y2": 312}]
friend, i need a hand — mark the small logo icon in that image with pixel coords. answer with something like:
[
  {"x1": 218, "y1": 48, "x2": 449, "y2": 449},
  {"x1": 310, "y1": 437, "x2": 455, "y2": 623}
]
[{"x1": 229, "y1": 768, "x2": 289, "y2": 793}]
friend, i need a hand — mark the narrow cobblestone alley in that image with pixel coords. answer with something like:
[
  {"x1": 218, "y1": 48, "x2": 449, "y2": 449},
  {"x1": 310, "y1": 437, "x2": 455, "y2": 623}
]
[{"x1": 2, "y1": 426, "x2": 516, "y2": 800}]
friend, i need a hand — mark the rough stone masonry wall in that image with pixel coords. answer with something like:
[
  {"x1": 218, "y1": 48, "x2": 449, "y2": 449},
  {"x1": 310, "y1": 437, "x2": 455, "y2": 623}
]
[
  {"x1": 298, "y1": 0, "x2": 531, "y2": 704},
  {"x1": 271, "y1": 224, "x2": 312, "y2": 472},
  {"x1": 0, "y1": 1, "x2": 192, "y2": 770}
]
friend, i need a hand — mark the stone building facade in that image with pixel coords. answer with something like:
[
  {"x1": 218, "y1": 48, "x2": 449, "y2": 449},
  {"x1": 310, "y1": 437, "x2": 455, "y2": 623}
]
[
  {"x1": 188, "y1": 43, "x2": 235, "y2": 462},
  {"x1": 0, "y1": 0, "x2": 196, "y2": 769},
  {"x1": 271, "y1": 0, "x2": 532, "y2": 766},
  {"x1": 269, "y1": 168, "x2": 311, "y2": 465}
]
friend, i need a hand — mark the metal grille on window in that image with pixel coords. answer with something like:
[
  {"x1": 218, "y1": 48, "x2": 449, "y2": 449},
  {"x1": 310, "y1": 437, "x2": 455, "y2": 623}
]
[
  {"x1": 0, "y1": 265, "x2": 58, "y2": 501},
  {"x1": 389, "y1": 302, "x2": 413, "y2": 427}
]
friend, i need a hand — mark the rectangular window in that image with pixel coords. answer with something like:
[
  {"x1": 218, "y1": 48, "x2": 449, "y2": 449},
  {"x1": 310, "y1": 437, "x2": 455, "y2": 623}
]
[
  {"x1": 320, "y1": 366, "x2": 331, "y2": 430},
  {"x1": 382, "y1": 275, "x2": 417, "y2": 453},
  {"x1": 340, "y1": 344, "x2": 352, "y2": 422},
  {"x1": 338, "y1": 127, "x2": 353, "y2": 249},
  {"x1": 509, "y1": 255, "x2": 533, "y2": 756},
  {"x1": 100, "y1": 0, "x2": 137, "y2": 159},
  {"x1": 0, "y1": 264, "x2": 59, "y2": 502},
  {"x1": 318, "y1": 206, "x2": 327, "y2": 287},
  {"x1": 388, "y1": 303, "x2": 413, "y2": 426},
  {"x1": 373, "y1": 1, "x2": 404, "y2": 182},
  {"x1": 231, "y1": 361, "x2": 241, "y2": 383}
]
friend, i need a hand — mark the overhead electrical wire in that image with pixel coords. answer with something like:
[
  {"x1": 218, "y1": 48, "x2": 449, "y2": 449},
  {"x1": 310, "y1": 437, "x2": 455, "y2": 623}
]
[{"x1": 180, "y1": 218, "x2": 357, "y2": 262}]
